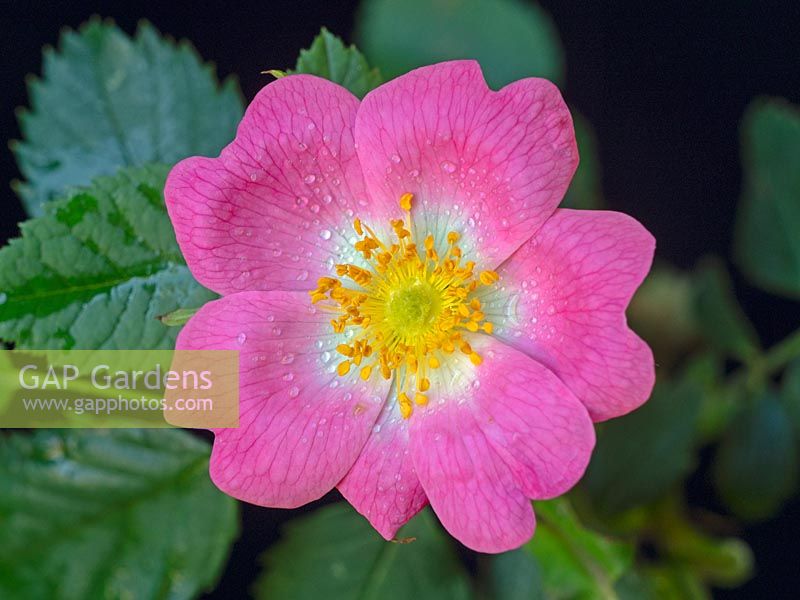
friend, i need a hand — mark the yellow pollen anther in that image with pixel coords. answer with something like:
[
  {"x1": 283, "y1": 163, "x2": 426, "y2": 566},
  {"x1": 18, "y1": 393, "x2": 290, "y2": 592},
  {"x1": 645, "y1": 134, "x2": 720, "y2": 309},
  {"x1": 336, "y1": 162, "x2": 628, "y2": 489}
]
[
  {"x1": 399, "y1": 192, "x2": 414, "y2": 212},
  {"x1": 480, "y1": 270, "x2": 500, "y2": 285},
  {"x1": 337, "y1": 361, "x2": 352, "y2": 376},
  {"x1": 398, "y1": 392, "x2": 413, "y2": 419},
  {"x1": 314, "y1": 193, "x2": 502, "y2": 419}
]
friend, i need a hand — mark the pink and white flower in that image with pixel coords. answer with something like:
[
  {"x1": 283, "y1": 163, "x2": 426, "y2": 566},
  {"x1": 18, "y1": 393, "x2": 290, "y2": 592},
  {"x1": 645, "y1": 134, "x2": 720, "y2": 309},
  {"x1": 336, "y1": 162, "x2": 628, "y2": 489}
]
[{"x1": 165, "y1": 61, "x2": 655, "y2": 553}]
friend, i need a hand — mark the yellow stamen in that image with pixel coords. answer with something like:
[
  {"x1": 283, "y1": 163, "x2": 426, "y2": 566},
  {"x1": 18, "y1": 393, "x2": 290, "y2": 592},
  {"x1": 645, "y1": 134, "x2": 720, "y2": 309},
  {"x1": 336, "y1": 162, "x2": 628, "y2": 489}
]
[{"x1": 313, "y1": 193, "x2": 501, "y2": 419}]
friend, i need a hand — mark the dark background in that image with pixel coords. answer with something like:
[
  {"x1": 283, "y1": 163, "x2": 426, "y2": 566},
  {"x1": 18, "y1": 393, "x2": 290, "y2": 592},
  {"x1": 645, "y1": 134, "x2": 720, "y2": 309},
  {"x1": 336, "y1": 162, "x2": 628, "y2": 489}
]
[{"x1": 1, "y1": 0, "x2": 799, "y2": 597}]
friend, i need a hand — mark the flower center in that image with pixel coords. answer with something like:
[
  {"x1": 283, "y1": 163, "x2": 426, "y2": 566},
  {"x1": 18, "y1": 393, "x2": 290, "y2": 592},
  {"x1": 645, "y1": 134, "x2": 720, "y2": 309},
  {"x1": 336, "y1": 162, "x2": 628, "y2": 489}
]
[
  {"x1": 386, "y1": 281, "x2": 441, "y2": 339},
  {"x1": 309, "y1": 193, "x2": 499, "y2": 418}
]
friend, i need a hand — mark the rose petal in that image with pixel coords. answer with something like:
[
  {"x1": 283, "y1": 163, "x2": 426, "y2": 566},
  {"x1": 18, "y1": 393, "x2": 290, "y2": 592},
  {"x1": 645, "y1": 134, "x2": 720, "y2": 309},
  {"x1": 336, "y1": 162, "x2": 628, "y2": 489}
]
[
  {"x1": 177, "y1": 290, "x2": 389, "y2": 507},
  {"x1": 354, "y1": 60, "x2": 577, "y2": 267},
  {"x1": 338, "y1": 392, "x2": 428, "y2": 540},
  {"x1": 165, "y1": 75, "x2": 395, "y2": 295},
  {"x1": 481, "y1": 209, "x2": 656, "y2": 421},
  {"x1": 410, "y1": 336, "x2": 594, "y2": 552}
]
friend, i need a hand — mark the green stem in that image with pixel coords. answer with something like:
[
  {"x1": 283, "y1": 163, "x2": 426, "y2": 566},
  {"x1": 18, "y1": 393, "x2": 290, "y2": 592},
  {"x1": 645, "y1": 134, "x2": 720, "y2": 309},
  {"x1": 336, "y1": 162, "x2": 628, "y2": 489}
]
[
  {"x1": 742, "y1": 326, "x2": 800, "y2": 392},
  {"x1": 760, "y1": 326, "x2": 800, "y2": 375}
]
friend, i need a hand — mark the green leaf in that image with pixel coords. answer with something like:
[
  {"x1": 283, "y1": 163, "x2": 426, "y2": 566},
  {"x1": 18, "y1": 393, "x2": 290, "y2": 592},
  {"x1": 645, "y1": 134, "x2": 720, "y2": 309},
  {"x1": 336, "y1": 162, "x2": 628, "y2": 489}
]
[
  {"x1": 254, "y1": 503, "x2": 471, "y2": 599},
  {"x1": 487, "y1": 549, "x2": 544, "y2": 600},
  {"x1": 639, "y1": 566, "x2": 710, "y2": 600},
  {"x1": 293, "y1": 28, "x2": 382, "y2": 99},
  {"x1": 561, "y1": 112, "x2": 603, "y2": 209},
  {"x1": 0, "y1": 164, "x2": 216, "y2": 349},
  {"x1": 692, "y1": 257, "x2": 760, "y2": 362},
  {"x1": 0, "y1": 429, "x2": 239, "y2": 599},
  {"x1": 583, "y1": 376, "x2": 703, "y2": 515},
  {"x1": 12, "y1": 18, "x2": 243, "y2": 215},
  {"x1": 713, "y1": 392, "x2": 799, "y2": 520},
  {"x1": 527, "y1": 498, "x2": 634, "y2": 599},
  {"x1": 613, "y1": 570, "x2": 659, "y2": 600},
  {"x1": 356, "y1": 0, "x2": 564, "y2": 89},
  {"x1": 733, "y1": 98, "x2": 800, "y2": 297}
]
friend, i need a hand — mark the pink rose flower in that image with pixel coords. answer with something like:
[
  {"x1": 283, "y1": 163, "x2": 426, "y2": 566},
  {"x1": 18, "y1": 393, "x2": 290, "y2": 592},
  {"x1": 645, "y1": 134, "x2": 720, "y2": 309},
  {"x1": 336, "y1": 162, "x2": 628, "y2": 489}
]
[{"x1": 165, "y1": 61, "x2": 655, "y2": 553}]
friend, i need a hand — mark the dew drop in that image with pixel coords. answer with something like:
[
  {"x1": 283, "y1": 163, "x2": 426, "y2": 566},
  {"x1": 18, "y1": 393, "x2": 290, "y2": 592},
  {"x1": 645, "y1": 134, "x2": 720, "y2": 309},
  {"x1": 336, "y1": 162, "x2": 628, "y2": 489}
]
[
  {"x1": 236, "y1": 332, "x2": 247, "y2": 345},
  {"x1": 281, "y1": 353, "x2": 296, "y2": 364},
  {"x1": 319, "y1": 229, "x2": 332, "y2": 240},
  {"x1": 441, "y1": 161, "x2": 456, "y2": 173},
  {"x1": 289, "y1": 386, "x2": 300, "y2": 398},
  {"x1": 390, "y1": 153, "x2": 401, "y2": 163},
  {"x1": 283, "y1": 372, "x2": 294, "y2": 382},
  {"x1": 304, "y1": 174, "x2": 316, "y2": 184}
]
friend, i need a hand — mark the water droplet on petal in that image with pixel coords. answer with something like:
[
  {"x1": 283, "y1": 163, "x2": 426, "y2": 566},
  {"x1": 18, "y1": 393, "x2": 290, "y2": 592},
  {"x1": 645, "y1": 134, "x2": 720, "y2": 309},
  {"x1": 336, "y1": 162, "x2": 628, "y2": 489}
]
[
  {"x1": 320, "y1": 229, "x2": 332, "y2": 240},
  {"x1": 441, "y1": 161, "x2": 456, "y2": 173},
  {"x1": 304, "y1": 174, "x2": 316, "y2": 184},
  {"x1": 289, "y1": 386, "x2": 300, "y2": 398},
  {"x1": 236, "y1": 332, "x2": 247, "y2": 345}
]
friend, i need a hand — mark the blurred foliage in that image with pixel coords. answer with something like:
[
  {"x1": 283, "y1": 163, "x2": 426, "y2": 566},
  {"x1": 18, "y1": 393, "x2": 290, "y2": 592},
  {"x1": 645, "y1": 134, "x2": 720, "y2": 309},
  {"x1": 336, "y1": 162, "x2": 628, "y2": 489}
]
[
  {"x1": 713, "y1": 392, "x2": 799, "y2": 520},
  {"x1": 582, "y1": 374, "x2": 703, "y2": 515},
  {"x1": 527, "y1": 498, "x2": 634, "y2": 598},
  {"x1": 484, "y1": 549, "x2": 543, "y2": 599},
  {"x1": 628, "y1": 264, "x2": 699, "y2": 368},
  {"x1": 11, "y1": 19, "x2": 243, "y2": 216},
  {"x1": 734, "y1": 99, "x2": 800, "y2": 298},
  {"x1": 0, "y1": 429, "x2": 238, "y2": 599},
  {"x1": 254, "y1": 503, "x2": 471, "y2": 599},
  {"x1": 356, "y1": 0, "x2": 564, "y2": 89},
  {"x1": 2, "y1": 6, "x2": 800, "y2": 600},
  {"x1": 692, "y1": 258, "x2": 761, "y2": 363}
]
